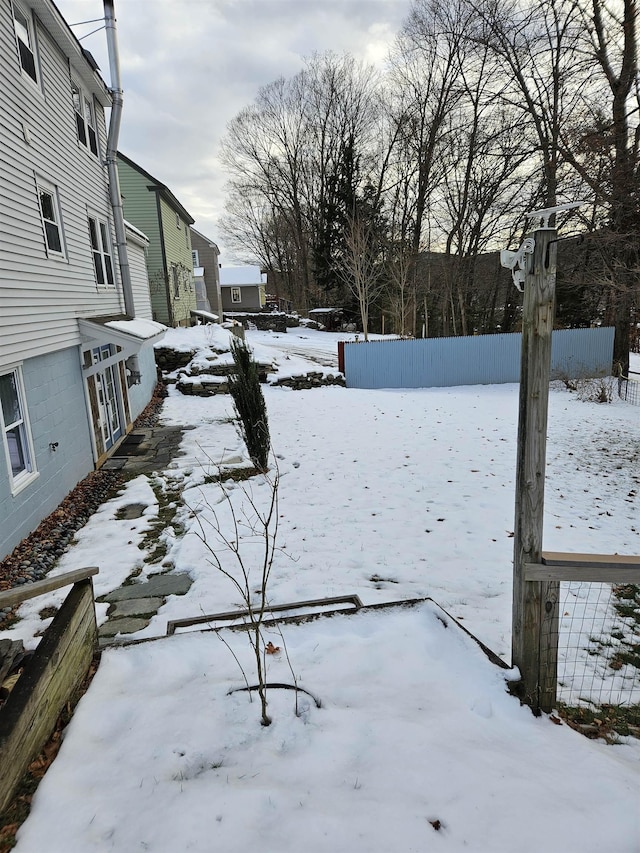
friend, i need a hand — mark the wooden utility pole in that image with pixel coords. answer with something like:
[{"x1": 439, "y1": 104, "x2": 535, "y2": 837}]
[{"x1": 512, "y1": 227, "x2": 559, "y2": 713}]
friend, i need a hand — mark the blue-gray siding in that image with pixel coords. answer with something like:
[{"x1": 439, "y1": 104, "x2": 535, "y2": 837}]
[
  {"x1": 127, "y1": 344, "x2": 158, "y2": 420},
  {"x1": 344, "y1": 328, "x2": 615, "y2": 389},
  {"x1": 0, "y1": 348, "x2": 94, "y2": 560}
]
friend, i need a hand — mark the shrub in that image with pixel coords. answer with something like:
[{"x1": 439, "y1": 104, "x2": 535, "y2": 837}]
[{"x1": 228, "y1": 338, "x2": 270, "y2": 471}]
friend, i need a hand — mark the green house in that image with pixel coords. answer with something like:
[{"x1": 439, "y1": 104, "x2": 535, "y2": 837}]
[{"x1": 117, "y1": 152, "x2": 195, "y2": 326}]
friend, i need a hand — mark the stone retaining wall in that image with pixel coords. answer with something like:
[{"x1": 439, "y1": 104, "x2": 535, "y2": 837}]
[
  {"x1": 270, "y1": 372, "x2": 346, "y2": 390},
  {"x1": 224, "y1": 312, "x2": 287, "y2": 332},
  {"x1": 154, "y1": 347, "x2": 196, "y2": 372}
]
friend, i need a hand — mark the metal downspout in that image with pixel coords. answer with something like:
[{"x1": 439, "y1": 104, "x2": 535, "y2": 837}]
[{"x1": 104, "y1": 0, "x2": 134, "y2": 317}]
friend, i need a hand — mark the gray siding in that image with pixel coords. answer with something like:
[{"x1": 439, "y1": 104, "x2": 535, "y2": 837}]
[
  {"x1": 0, "y1": 1, "x2": 124, "y2": 370},
  {"x1": 222, "y1": 285, "x2": 263, "y2": 313},
  {"x1": 343, "y1": 328, "x2": 615, "y2": 389},
  {"x1": 0, "y1": 347, "x2": 94, "y2": 560},
  {"x1": 191, "y1": 230, "x2": 222, "y2": 317}
]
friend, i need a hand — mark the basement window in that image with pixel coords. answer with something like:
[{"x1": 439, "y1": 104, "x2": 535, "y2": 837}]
[{"x1": 0, "y1": 367, "x2": 37, "y2": 494}]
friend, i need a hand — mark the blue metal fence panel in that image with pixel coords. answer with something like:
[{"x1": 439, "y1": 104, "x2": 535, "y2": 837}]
[
  {"x1": 344, "y1": 327, "x2": 614, "y2": 389},
  {"x1": 549, "y1": 327, "x2": 615, "y2": 380}
]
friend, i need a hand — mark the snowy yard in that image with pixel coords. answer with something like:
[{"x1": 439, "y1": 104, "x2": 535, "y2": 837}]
[{"x1": 7, "y1": 329, "x2": 640, "y2": 852}]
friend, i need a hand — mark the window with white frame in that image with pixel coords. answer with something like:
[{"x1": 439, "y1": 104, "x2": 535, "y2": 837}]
[
  {"x1": 12, "y1": 1, "x2": 38, "y2": 83},
  {"x1": 72, "y1": 81, "x2": 98, "y2": 155},
  {"x1": 175, "y1": 213, "x2": 181, "y2": 229},
  {"x1": 231, "y1": 287, "x2": 241, "y2": 304},
  {"x1": 192, "y1": 249, "x2": 199, "y2": 268},
  {"x1": 37, "y1": 179, "x2": 65, "y2": 256},
  {"x1": 0, "y1": 367, "x2": 37, "y2": 492},
  {"x1": 172, "y1": 265, "x2": 180, "y2": 297},
  {"x1": 88, "y1": 216, "x2": 114, "y2": 286}
]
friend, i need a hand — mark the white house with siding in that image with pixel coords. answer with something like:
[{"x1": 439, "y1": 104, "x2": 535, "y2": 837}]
[{"x1": 0, "y1": 0, "x2": 164, "y2": 560}]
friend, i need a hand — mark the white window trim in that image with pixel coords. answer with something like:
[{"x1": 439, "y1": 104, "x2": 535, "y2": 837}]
[
  {"x1": 0, "y1": 365, "x2": 38, "y2": 496},
  {"x1": 231, "y1": 287, "x2": 242, "y2": 304},
  {"x1": 192, "y1": 249, "x2": 199, "y2": 268},
  {"x1": 36, "y1": 176, "x2": 66, "y2": 259},
  {"x1": 71, "y1": 79, "x2": 99, "y2": 156},
  {"x1": 12, "y1": 0, "x2": 40, "y2": 87},
  {"x1": 88, "y1": 213, "x2": 115, "y2": 287}
]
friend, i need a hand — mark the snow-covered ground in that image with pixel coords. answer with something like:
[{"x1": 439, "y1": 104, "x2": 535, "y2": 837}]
[{"x1": 8, "y1": 329, "x2": 640, "y2": 852}]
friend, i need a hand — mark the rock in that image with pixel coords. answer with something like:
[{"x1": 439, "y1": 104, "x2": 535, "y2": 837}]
[
  {"x1": 107, "y1": 597, "x2": 164, "y2": 619},
  {"x1": 101, "y1": 573, "x2": 192, "y2": 602},
  {"x1": 98, "y1": 616, "x2": 151, "y2": 637}
]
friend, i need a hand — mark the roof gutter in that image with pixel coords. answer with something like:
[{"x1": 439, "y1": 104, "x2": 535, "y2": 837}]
[{"x1": 103, "y1": 0, "x2": 134, "y2": 317}]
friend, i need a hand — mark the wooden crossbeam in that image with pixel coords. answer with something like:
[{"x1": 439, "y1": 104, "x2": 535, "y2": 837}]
[
  {"x1": 524, "y1": 552, "x2": 640, "y2": 583},
  {"x1": 0, "y1": 567, "x2": 99, "y2": 610}
]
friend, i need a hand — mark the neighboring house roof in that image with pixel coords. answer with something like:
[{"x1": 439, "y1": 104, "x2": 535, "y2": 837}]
[
  {"x1": 219, "y1": 266, "x2": 266, "y2": 286},
  {"x1": 117, "y1": 151, "x2": 194, "y2": 224},
  {"x1": 190, "y1": 227, "x2": 220, "y2": 252}
]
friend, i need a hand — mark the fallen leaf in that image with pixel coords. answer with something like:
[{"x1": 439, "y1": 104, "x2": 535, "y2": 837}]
[
  {"x1": 265, "y1": 642, "x2": 280, "y2": 655},
  {"x1": 549, "y1": 715, "x2": 563, "y2": 726}
]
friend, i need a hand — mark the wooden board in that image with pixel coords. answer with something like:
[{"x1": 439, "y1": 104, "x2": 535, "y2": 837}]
[
  {"x1": 0, "y1": 580, "x2": 97, "y2": 814},
  {"x1": 541, "y1": 551, "x2": 640, "y2": 568},
  {"x1": 525, "y1": 562, "x2": 640, "y2": 583},
  {"x1": 0, "y1": 567, "x2": 98, "y2": 610}
]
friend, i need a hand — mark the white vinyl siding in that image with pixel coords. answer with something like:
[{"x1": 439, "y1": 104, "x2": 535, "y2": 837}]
[
  {"x1": 0, "y1": 366, "x2": 37, "y2": 494},
  {"x1": 0, "y1": 3, "x2": 122, "y2": 368},
  {"x1": 11, "y1": 1, "x2": 38, "y2": 85},
  {"x1": 127, "y1": 232, "x2": 153, "y2": 320}
]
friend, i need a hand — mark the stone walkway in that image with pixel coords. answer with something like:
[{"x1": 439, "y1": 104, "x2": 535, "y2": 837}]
[
  {"x1": 97, "y1": 572, "x2": 193, "y2": 646},
  {"x1": 102, "y1": 425, "x2": 192, "y2": 475},
  {"x1": 97, "y1": 425, "x2": 194, "y2": 644}
]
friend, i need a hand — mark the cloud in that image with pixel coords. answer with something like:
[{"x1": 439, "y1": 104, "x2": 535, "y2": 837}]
[{"x1": 57, "y1": 0, "x2": 410, "y2": 259}]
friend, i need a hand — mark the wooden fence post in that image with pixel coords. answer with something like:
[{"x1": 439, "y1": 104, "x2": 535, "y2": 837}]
[{"x1": 512, "y1": 227, "x2": 559, "y2": 713}]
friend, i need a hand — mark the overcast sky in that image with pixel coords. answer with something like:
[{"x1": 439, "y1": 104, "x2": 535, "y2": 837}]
[{"x1": 56, "y1": 0, "x2": 411, "y2": 262}]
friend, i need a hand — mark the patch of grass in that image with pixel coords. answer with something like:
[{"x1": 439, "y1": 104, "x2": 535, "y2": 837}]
[
  {"x1": 557, "y1": 702, "x2": 640, "y2": 742},
  {"x1": 138, "y1": 480, "x2": 184, "y2": 566},
  {"x1": 203, "y1": 466, "x2": 259, "y2": 485},
  {"x1": 120, "y1": 566, "x2": 143, "y2": 587}
]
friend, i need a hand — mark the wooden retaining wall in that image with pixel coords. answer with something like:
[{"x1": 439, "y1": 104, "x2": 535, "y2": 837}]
[{"x1": 0, "y1": 573, "x2": 97, "y2": 814}]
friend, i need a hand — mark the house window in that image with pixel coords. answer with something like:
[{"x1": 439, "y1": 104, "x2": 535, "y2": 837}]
[
  {"x1": 37, "y1": 179, "x2": 64, "y2": 256},
  {"x1": 231, "y1": 287, "x2": 241, "y2": 304},
  {"x1": 172, "y1": 265, "x2": 180, "y2": 297},
  {"x1": 192, "y1": 249, "x2": 199, "y2": 267},
  {"x1": 88, "y1": 216, "x2": 114, "y2": 286},
  {"x1": 12, "y1": 2, "x2": 38, "y2": 83},
  {"x1": 175, "y1": 213, "x2": 181, "y2": 229},
  {"x1": 72, "y1": 82, "x2": 98, "y2": 155},
  {"x1": 0, "y1": 367, "x2": 37, "y2": 493}
]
